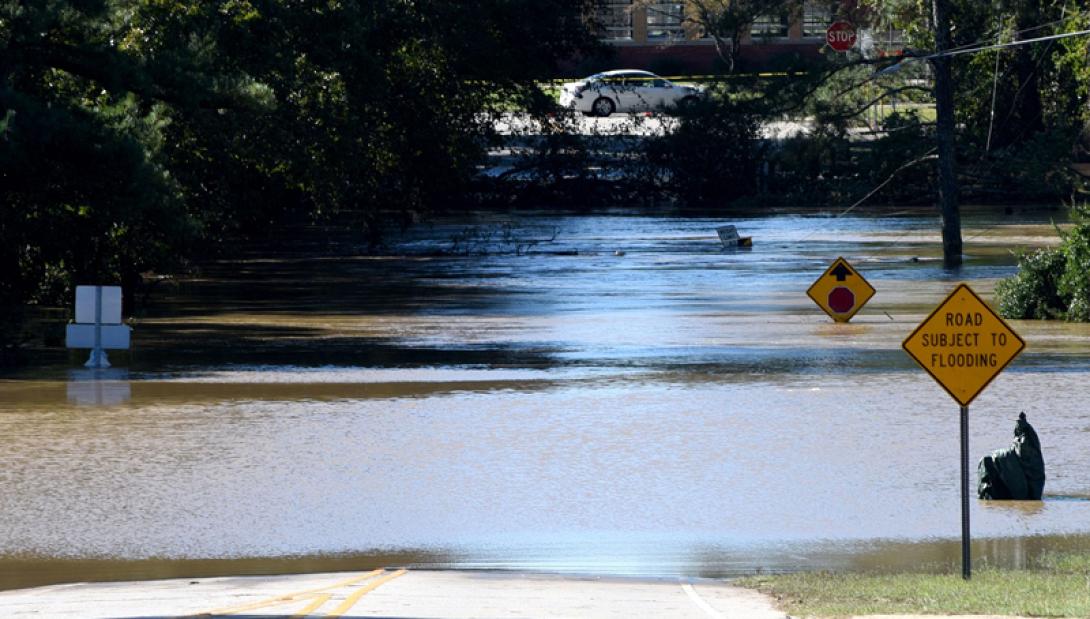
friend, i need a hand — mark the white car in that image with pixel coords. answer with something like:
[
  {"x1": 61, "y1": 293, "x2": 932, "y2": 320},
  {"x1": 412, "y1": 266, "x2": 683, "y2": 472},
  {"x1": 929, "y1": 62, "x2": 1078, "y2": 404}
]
[{"x1": 559, "y1": 69, "x2": 705, "y2": 117}]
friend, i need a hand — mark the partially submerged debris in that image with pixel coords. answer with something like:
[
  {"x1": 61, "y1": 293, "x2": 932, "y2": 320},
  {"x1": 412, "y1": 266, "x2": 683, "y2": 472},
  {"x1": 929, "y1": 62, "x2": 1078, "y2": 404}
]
[
  {"x1": 717, "y1": 225, "x2": 753, "y2": 249},
  {"x1": 978, "y1": 412, "x2": 1046, "y2": 500}
]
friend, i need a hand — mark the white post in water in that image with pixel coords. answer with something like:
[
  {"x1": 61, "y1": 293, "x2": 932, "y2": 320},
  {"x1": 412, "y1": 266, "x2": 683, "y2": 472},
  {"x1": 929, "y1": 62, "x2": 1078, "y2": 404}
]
[{"x1": 66, "y1": 286, "x2": 131, "y2": 368}]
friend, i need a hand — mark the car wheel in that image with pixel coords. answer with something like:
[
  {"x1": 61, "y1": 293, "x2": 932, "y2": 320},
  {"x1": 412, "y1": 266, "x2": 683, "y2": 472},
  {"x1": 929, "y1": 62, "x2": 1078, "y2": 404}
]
[{"x1": 592, "y1": 97, "x2": 615, "y2": 117}]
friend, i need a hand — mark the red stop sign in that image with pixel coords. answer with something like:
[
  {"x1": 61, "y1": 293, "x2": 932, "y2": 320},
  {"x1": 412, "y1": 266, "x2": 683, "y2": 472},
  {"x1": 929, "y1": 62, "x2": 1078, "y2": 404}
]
[
  {"x1": 826, "y1": 21, "x2": 857, "y2": 52},
  {"x1": 828, "y1": 287, "x2": 855, "y2": 313}
]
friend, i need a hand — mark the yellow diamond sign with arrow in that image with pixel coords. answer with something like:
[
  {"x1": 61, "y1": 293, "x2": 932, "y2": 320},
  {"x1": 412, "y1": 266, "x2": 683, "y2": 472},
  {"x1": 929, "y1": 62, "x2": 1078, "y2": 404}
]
[
  {"x1": 902, "y1": 283, "x2": 1025, "y2": 406},
  {"x1": 806, "y1": 257, "x2": 876, "y2": 323}
]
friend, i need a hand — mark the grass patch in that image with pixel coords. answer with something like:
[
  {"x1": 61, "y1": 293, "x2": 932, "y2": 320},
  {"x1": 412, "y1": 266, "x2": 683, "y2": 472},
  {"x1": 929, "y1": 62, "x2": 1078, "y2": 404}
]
[
  {"x1": 874, "y1": 103, "x2": 936, "y2": 123},
  {"x1": 738, "y1": 552, "x2": 1090, "y2": 618}
]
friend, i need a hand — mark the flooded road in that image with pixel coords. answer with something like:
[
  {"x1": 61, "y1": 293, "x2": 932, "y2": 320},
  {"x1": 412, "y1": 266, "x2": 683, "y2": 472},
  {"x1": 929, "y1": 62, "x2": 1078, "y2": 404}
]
[{"x1": 3, "y1": 209, "x2": 1090, "y2": 589}]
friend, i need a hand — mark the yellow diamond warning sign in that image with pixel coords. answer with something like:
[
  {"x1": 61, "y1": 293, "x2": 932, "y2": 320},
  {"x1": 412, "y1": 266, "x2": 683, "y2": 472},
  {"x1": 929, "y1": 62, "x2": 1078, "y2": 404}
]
[
  {"x1": 902, "y1": 283, "x2": 1025, "y2": 407},
  {"x1": 806, "y1": 257, "x2": 876, "y2": 323}
]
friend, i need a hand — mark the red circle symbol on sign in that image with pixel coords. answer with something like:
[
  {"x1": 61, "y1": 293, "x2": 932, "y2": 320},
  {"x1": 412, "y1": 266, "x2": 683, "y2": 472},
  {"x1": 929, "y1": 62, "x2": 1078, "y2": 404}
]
[
  {"x1": 828, "y1": 287, "x2": 855, "y2": 313},
  {"x1": 826, "y1": 21, "x2": 857, "y2": 52}
]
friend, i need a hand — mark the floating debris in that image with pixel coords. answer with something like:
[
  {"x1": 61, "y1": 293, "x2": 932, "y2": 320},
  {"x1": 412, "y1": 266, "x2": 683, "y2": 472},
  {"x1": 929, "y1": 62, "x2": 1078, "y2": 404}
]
[{"x1": 717, "y1": 225, "x2": 753, "y2": 249}]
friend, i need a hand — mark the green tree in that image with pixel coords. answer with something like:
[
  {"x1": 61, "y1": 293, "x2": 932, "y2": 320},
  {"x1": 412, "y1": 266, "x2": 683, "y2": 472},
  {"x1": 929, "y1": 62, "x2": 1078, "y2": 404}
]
[
  {"x1": 1, "y1": 0, "x2": 602, "y2": 339},
  {"x1": 1, "y1": 1, "x2": 203, "y2": 311},
  {"x1": 870, "y1": 0, "x2": 1089, "y2": 157},
  {"x1": 123, "y1": 0, "x2": 601, "y2": 239},
  {"x1": 646, "y1": 96, "x2": 762, "y2": 206},
  {"x1": 997, "y1": 204, "x2": 1090, "y2": 321}
]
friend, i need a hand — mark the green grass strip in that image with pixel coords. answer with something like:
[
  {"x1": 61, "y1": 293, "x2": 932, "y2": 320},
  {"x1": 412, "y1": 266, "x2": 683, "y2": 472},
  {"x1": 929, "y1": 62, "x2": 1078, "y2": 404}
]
[{"x1": 738, "y1": 552, "x2": 1090, "y2": 617}]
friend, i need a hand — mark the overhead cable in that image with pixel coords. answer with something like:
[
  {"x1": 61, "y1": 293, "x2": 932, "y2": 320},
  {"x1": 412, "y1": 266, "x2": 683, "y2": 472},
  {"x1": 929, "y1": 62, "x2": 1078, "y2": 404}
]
[
  {"x1": 875, "y1": 26, "x2": 1090, "y2": 75},
  {"x1": 927, "y1": 27, "x2": 1090, "y2": 59}
]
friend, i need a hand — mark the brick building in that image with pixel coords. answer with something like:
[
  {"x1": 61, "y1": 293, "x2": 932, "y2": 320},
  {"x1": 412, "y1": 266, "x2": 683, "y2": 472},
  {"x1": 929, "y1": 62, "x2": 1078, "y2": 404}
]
[{"x1": 588, "y1": 1, "x2": 885, "y2": 75}]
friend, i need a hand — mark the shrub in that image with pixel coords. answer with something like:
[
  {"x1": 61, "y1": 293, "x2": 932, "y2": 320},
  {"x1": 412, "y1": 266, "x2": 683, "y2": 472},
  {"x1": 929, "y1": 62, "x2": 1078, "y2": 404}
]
[
  {"x1": 645, "y1": 96, "x2": 762, "y2": 207},
  {"x1": 1059, "y1": 211, "x2": 1090, "y2": 320},
  {"x1": 996, "y1": 247, "x2": 1067, "y2": 319},
  {"x1": 997, "y1": 204, "x2": 1090, "y2": 321}
]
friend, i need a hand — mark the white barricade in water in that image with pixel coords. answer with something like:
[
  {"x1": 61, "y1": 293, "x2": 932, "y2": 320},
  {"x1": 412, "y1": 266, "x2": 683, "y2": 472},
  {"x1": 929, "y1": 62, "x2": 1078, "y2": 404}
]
[{"x1": 65, "y1": 285, "x2": 131, "y2": 368}]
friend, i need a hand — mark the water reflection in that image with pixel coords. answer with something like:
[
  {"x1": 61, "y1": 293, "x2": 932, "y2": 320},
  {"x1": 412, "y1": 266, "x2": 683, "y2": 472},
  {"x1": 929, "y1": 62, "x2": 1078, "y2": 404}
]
[
  {"x1": 0, "y1": 552, "x2": 454, "y2": 593},
  {"x1": 980, "y1": 500, "x2": 1047, "y2": 516},
  {"x1": 5, "y1": 533, "x2": 1090, "y2": 590},
  {"x1": 66, "y1": 369, "x2": 131, "y2": 406}
]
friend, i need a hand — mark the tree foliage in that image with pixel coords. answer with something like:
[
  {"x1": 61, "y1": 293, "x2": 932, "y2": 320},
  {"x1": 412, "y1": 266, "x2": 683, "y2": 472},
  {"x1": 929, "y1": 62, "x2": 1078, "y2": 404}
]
[
  {"x1": 1, "y1": 0, "x2": 601, "y2": 319},
  {"x1": 997, "y1": 204, "x2": 1090, "y2": 321},
  {"x1": 646, "y1": 94, "x2": 762, "y2": 206},
  {"x1": 865, "y1": 0, "x2": 1089, "y2": 160},
  {"x1": 1, "y1": 1, "x2": 200, "y2": 311},
  {"x1": 3, "y1": 0, "x2": 1089, "y2": 332},
  {"x1": 657, "y1": 0, "x2": 796, "y2": 72}
]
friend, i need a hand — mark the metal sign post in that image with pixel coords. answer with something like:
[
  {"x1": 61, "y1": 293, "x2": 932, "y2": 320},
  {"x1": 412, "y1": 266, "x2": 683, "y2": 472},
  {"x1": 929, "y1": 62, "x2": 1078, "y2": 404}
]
[
  {"x1": 90, "y1": 285, "x2": 105, "y2": 368},
  {"x1": 960, "y1": 404, "x2": 970, "y2": 579},
  {"x1": 902, "y1": 283, "x2": 1025, "y2": 580}
]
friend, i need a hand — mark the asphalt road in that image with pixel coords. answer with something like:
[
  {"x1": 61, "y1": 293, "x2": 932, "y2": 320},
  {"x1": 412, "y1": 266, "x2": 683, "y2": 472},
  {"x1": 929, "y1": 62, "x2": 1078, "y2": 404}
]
[
  {"x1": 493, "y1": 112, "x2": 811, "y2": 138},
  {"x1": 0, "y1": 569, "x2": 788, "y2": 618}
]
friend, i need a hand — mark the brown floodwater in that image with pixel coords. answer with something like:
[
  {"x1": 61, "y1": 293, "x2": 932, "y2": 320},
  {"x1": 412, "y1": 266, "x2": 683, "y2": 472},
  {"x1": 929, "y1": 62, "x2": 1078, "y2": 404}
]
[{"x1": 3, "y1": 208, "x2": 1090, "y2": 590}]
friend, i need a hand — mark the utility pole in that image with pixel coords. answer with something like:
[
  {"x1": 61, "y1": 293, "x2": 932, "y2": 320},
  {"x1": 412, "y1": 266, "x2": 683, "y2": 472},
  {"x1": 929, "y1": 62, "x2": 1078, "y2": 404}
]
[{"x1": 931, "y1": 0, "x2": 962, "y2": 268}]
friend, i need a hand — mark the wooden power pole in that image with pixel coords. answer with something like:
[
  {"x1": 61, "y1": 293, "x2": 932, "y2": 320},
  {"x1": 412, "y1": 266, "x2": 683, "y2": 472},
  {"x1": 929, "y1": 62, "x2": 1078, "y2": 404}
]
[{"x1": 932, "y1": 0, "x2": 963, "y2": 268}]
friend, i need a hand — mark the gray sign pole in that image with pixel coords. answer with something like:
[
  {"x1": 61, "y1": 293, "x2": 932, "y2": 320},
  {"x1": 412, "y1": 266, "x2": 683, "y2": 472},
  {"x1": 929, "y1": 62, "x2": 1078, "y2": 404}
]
[
  {"x1": 92, "y1": 286, "x2": 103, "y2": 368},
  {"x1": 960, "y1": 404, "x2": 971, "y2": 580}
]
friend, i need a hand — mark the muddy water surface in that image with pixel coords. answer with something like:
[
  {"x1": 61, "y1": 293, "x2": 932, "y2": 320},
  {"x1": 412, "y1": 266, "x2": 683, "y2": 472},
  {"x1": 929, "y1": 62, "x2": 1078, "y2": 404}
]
[{"x1": 3, "y1": 209, "x2": 1090, "y2": 589}]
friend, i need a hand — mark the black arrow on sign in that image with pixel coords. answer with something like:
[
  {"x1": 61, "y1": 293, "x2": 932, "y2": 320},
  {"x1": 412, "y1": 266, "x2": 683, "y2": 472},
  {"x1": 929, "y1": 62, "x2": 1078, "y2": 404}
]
[{"x1": 830, "y1": 263, "x2": 853, "y2": 281}]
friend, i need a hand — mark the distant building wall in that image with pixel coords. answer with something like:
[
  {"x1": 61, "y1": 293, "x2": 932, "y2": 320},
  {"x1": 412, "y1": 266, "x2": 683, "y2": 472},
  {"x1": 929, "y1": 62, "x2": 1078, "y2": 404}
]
[
  {"x1": 580, "y1": 1, "x2": 882, "y2": 75},
  {"x1": 604, "y1": 40, "x2": 824, "y2": 75}
]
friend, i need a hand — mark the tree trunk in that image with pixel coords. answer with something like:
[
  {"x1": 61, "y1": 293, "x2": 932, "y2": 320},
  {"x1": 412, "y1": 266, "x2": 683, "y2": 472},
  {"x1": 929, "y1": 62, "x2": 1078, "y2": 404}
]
[
  {"x1": 1010, "y1": 0, "x2": 1046, "y2": 142},
  {"x1": 932, "y1": 0, "x2": 962, "y2": 268}
]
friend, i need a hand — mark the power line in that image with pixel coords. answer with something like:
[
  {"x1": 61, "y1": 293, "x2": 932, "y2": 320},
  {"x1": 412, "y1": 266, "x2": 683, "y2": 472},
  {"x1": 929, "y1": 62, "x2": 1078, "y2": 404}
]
[
  {"x1": 984, "y1": 20, "x2": 1003, "y2": 153},
  {"x1": 941, "y1": 7, "x2": 1089, "y2": 56},
  {"x1": 929, "y1": 27, "x2": 1090, "y2": 59},
  {"x1": 875, "y1": 26, "x2": 1090, "y2": 76}
]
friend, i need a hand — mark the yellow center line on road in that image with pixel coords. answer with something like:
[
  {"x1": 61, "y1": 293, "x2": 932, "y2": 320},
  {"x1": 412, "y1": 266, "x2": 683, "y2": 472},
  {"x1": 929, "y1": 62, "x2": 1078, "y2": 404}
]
[
  {"x1": 289, "y1": 593, "x2": 331, "y2": 618},
  {"x1": 190, "y1": 568, "x2": 384, "y2": 617},
  {"x1": 325, "y1": 568, "x2": 408, "y2": 618}
]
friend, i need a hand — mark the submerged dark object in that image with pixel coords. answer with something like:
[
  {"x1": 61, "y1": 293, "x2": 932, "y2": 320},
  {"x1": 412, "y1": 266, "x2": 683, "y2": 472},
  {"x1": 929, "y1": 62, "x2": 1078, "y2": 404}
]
[{"x1": 977, "y1": 412, "x2": 1046, "y2": 500}]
